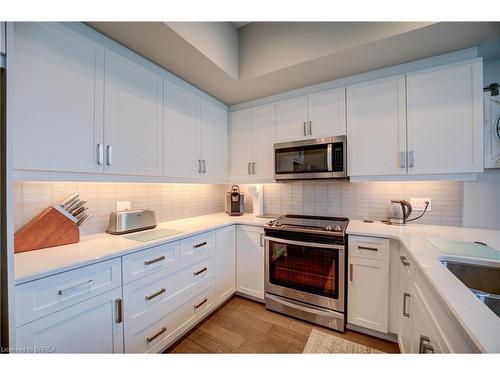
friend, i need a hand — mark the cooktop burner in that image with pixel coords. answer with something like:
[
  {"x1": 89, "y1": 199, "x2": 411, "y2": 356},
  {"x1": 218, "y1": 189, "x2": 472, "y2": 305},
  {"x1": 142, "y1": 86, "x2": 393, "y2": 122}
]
[{"x1": 266, "y1": 214, "x2": 349, "y2": 236}]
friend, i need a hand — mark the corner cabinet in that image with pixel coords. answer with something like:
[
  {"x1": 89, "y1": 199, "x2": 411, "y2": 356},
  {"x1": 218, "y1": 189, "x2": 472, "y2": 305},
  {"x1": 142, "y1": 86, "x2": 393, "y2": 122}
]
[
  {"x1": 13, "y1": 22, "x2": 105, "y2": 174},
  {"x1": 215, "y1": 226, "x2": 236, "y2": 304},
  {"x1": 236, "y1": 225, "x2": 265, "y2": 300},
  {"x1": 229, "y1": 104, "x2": 275, "y2": 181},
  {"x1": 103, "y1": 49, "x2": 164, "y2": 176}
]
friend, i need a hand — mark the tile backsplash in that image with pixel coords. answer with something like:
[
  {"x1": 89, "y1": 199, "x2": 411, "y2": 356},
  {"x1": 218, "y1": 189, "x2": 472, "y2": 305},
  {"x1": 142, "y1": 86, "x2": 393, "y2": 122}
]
[
  {"x1": 259, "y1": 180, "x2": 463, "y2": 226},
  {"x1": 14, "y1": 182, "x2": 226, "y2": 236},
  {"x1": 14, "y1": 179, "x2": 464, "y2": 237}
]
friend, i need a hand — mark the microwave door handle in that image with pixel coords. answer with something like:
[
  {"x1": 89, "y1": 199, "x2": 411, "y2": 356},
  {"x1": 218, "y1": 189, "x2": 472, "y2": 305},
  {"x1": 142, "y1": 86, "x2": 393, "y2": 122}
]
[{"x1": 327, "y1": 144, "x2": 333, "y2": 172}]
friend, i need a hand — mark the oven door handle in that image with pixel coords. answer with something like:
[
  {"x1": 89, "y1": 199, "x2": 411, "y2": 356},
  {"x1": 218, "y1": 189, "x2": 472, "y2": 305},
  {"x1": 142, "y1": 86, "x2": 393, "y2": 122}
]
[
  {"x1": 266, "y1": 294, "x2": 345, "y2": 319},
  {"x1": 264, "y1": 236, "x2": 345, "y2": 251}
]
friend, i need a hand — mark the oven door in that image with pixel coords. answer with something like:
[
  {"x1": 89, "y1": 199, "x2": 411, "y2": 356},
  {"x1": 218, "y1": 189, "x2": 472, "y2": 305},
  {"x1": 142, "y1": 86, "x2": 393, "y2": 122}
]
[{"x1": 265, "y1": 236, "x2": 345, "y2": 312}]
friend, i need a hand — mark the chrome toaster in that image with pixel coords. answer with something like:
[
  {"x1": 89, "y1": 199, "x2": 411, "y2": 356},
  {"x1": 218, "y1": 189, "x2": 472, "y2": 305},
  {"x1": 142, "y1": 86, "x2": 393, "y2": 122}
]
[{"x1": 106, "y1": 209, "x2": 157, "y2": 235}]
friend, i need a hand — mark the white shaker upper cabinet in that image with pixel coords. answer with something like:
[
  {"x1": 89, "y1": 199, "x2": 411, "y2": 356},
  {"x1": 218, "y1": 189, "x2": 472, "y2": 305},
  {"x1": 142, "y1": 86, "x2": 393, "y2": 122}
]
[
  {"x1": 164, "y1": 81, "x2": 201, "y2": 178},
  {"x1": 307, "y1": 88, "x2": 346, "y2": 138},
  {"x1": 103, "y1": 49, "x2": 164, "y2": 176},
  {"x1": 252, "y1": 104, "x2": 276, "y2": 180},
  {"x1": 0, "y1": 22, "x2": 5, "y2": 55},
  {"x1": 228, "y1": 109, "x2": 253, "y2": 180},
  {"x1": 13, "y1": 22, "x2": 105, "y2": 173},
  {"x1": 347, "y1": 76, "x2": 407, "y2": 177},
  {"x1": 406, "y1": 59, "x2": 483, "y2": 175},
  {"x1": 275, "y1": 96, "x2": 308, "y2": 143},
  {"x1": 200, "y1": 100, "x2": 227, "y2": 180}
]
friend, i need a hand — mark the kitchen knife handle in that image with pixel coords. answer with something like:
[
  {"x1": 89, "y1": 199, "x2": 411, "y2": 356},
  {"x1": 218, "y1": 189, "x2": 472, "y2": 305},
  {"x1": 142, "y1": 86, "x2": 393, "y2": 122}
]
[
  {"x1": 106, "y1": 145, "x2": 113, "y2": 166},
  {"x1": 97, "y1": 143, "x2": 104, "y2": 165}
]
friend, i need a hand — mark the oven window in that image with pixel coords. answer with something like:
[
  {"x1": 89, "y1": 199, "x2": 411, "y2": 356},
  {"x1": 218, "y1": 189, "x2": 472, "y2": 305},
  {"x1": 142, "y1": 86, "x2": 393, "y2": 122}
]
[
  {"x1": 268, "y1": 240, "x2": 339, "y2": 299},
  {"x1": 275, "y1": 144, "x2": 329, "y2": 174}
]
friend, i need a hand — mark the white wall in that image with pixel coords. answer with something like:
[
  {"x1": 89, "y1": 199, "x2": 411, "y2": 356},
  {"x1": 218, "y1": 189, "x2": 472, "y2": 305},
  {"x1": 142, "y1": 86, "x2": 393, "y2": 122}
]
[
  {"x1": 166, "y1": 22, "x2": 239, "y2": 80},
  {"x1": 462, "y1": 169, "x2": 500, "y2": 230}
]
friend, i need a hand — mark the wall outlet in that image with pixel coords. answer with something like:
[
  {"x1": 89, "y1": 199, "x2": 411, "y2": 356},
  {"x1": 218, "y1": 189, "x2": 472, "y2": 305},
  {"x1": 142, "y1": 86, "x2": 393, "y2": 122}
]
[
  {"x1": 409, "y1": 198, "x2": 432, "y2": 211},
  {"x1": 116, "y1": 201, "x2": 131, "y2": 211}
]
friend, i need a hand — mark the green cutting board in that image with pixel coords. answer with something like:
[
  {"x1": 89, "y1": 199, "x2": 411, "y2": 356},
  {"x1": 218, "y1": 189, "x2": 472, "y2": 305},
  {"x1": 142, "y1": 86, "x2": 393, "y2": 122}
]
[
  {"x1": 124, "y1": 228, "x2": 183, "y2": 242},
  {"x1": 427, "y1": 238, "x2": 500, "y2": 261}
]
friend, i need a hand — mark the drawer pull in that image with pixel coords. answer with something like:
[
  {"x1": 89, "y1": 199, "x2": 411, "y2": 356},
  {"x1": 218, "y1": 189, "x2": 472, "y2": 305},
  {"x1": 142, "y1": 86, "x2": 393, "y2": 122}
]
[
  {"x1": 145, "y1": 288, "x2": 166, "y2": 301},
  {"x1": 57, "y1": 279, "x2": 94, "y2": 295},
  {"x1": 419, "y1": 335, "x2": 434, "y2": 354},
  {"x1": 146, "y1": 327, "x2": 167, "y2": 343},
  {"x1": 194, "y1": 298, "x2": 208, "y2": 310},
  {"x1": 400, "y1": 256, "x2": 410, "y2": 267},
  {"x1": 403, "y1": 293, "x2": 410, "y2": 317},
  {"x1": 349, "y1": 264, "x2": 353, "y2": 282},
  {"x1": 193, "y1": 241, "x2": 208, "y2": 249},
  {"x1": 193, "y1": 267, "x2": 208, "y2": 276},
  {"x1": 116, "y1": 298, "x2": 123, "y2": 323},
  {"x1": 358, "y1": 245, "x2": 378, "y2": 252},
  {"x1": 144, "y1": 256, "x2": 165, "y2": 266}
]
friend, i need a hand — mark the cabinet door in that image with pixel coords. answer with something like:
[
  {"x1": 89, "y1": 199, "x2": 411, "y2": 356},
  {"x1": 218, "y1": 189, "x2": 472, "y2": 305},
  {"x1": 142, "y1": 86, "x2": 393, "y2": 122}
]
[
  {"x1": 347, "y1": 76, "x2": 407, "y2": 176},
  {"x1": 407, "y1": 60, "x2": 483, "y2": 174},
  {"x1": 215, "y1": 226, "x2": 236, "y2": 304},
  {"x1": 236, "y1": 225, "x2": 264, "y2": 300},
  {"x1": 164, "y1": 81, "x2": 201, "y2": 178},
  {"x1": 252, "y1": 104, "x2": 276, "y2": 180},
  {"x1": 307, "y1": 87, "x2": 346, "y2": 137},
  {"x1": 104, "y1": 49, "x2": 163, "y2": 176},
  {"x1": 228, "y1": 109, "x2": 253, "y2": 180},
  {"x1": 347, "y1": 257, "x2": 389, "y2": 333},
  {"x1": 13, "y1": 22, "x2": 104, "y2": 173},
  {"x1": 409, "y1": 289, "x2": 443, "y2": 354},
  {"x1": 16, "y1": 288, "x2": 123, "y2": 353},
  {"x1": 0, "y1": 22, "x2": 5, "y2": 55},
  {"x1": 275, "y1": 96, "x2": 308, "y2": 143},
  {"x1": 398, "y1": 250, "x2": 413, "y2": 353},
  {"x1": 200, "y1": 100, "x2": 228, "y2": 180}
]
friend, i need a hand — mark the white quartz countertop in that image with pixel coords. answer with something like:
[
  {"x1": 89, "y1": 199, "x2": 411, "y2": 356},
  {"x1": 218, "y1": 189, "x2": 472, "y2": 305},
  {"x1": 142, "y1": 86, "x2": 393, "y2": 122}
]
[
  {"x1": 15, "y1": 213, "x2": 270, "y2": 284},
  {"x1": 15, "y1": 213, "x2": 500, "y2": 352},
  {"x1": 347, "y1": 220, "x2": 500, "y2": 353}
]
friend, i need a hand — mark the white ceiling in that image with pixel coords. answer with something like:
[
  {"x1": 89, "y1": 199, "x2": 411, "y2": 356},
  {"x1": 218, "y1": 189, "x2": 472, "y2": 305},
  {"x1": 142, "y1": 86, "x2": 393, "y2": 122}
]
[{"x1": 87, "y1": 22, "x2": 500, "y2": 105}]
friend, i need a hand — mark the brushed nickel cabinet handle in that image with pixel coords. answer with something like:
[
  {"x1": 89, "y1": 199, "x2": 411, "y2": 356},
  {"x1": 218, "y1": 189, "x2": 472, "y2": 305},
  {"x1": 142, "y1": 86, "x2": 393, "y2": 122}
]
[
  {"x1": 409, "y1": 151, "x2": 414, "y2": 168},
  {"x1": 252, "y1": 162, "x2": 256, "y2": 174},
  {"x1": 400, "y1": 151, "x2": 406, "y2": 169},
  {"x1": 97, "y1": 143, "x2": 104, "y2": 165},
  {"x1": 403, "y1": 293, "x2": 410, "y2": 317},
  {"x1": 349, "y1": 264, "x2": 353, "y2": 282},
  {"x1": 193, "y1": 267, "x2": 208, "y2": 276},
  {"x1": 358, "y1": 245, "x2": 378, "y2": 252},
  {"x1": 202, "y1": 159, "x2": 206, "y2": 173},
  {"x1": 303, "y1": 122, "x2": 307, "y2": 136},
  {"x1": 260, "y1": 233, "x2": 264, "y2": 247},
  {"x1": 145, "y1": 288, "x2": 166, "y2": 301},
  {"x1": 194, "y1": 298, "x2": 208, "y2": 310},
  {"x1": 248, "y1": 162, "x2": 251, "y2": 174},
  {"x1": 146, "y1": 327, "x2": 167, "y2": 343},
  {"x1": 309, "y1": 120, "x2": 312, "y2": 135},
  {"x1": 106, "y1": 144, "x2": 113, "y2": 166},
  {"x1": 400, "y1": 256, "x2": 410, "y2": 267},
  {"x1": 193, "y1": 241, "x2": 207, "y2": 249},
  {"x1": 144, "y1": 255, "x2": 165, "y2": 266},
  {"x1": 198, "y1": 159, "x2": 202, "y2": 174},
  {"x1": 58, "y1": 279, "x2": 93, "y2": 295},
  {"x1": 419, "y1": 336, "x2": 434, "y2": 354},
  {"x1": 115, "y1": 298, "x2": 123, "y2": 323}
]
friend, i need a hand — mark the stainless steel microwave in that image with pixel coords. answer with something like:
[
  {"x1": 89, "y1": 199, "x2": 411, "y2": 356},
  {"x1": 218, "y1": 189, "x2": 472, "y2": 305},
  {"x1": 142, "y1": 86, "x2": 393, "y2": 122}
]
[{"x1": 274, "y1": 136, "x2": 347, "y2": 180}]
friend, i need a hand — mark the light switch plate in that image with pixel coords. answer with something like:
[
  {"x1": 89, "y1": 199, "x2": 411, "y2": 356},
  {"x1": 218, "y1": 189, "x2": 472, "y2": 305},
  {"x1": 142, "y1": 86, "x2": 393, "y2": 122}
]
[
  {"x1": 410, "y1": 198, "x2": 432, "y2": 211},
  {"x1": 116, "y1": 201, "x2": 131, "y2": 211}
]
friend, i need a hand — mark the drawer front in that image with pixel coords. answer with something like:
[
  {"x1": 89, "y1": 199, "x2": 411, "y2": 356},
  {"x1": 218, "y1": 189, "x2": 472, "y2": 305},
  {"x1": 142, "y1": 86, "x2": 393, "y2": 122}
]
[
  {"x1": 16, "y1": 259, "x2": 122, "y2": 327},
  {"x1": 125, "y1": 285, "x2": 214, "y2": 353},
  {"x1": 122, "y1": 241, "x2": 180, "y2": 284},
  {"x1": 349, "y1": 235, "x2": 390, "y2": 261},
  {"x1": 123, "y1": 255, "x2": 213, "y2": 325},
  {"x1": 180, "y1": 231, "x2": 215, "y2": 260}
]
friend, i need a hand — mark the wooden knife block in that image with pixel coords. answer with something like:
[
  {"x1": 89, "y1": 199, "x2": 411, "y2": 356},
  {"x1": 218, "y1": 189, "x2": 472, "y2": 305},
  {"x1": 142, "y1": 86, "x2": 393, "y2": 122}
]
[{"x1": 15, "y1": 206, "x2": 79, "y2": 254}]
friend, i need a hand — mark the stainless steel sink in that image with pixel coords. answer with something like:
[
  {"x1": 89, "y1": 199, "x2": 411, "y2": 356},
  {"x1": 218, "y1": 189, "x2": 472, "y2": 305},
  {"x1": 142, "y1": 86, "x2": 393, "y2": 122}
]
[{"x1": 440, "y1": 259, "x2": 500, "y2": 318}]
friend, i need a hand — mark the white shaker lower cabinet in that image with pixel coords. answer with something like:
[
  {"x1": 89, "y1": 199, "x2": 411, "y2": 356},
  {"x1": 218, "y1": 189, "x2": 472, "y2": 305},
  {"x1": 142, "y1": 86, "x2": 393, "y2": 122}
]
[
  {"x1": 16, "y1": 288, "x2": 124, "y2": 353},
  {"x1": 398, "y1": 248, "x2": 413, "y2": 353},
  {"x1": 236, "y1": 225, "x2": 265, "y2": 300},
  {"x1": 12, "y1": 22, "x2": 105, "y2": 174},
  {"x1": 215, "y1": 226, "x2": 236, "y2": 304},
  {"x1": 347, "y1": 236, "x2": 390, "y2": 333}
]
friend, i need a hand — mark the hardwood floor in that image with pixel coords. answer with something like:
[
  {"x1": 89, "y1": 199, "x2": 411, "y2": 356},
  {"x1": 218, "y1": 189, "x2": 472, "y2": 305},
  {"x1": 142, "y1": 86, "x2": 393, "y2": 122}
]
[{"x1": 167, "y1": 296, "x2": 400, "y2": 354}]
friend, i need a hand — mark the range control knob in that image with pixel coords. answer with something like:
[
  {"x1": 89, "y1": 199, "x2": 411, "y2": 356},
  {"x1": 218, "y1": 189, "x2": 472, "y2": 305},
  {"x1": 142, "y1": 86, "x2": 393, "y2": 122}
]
[
  {"x1": 325, "y1": 225, "x2": 332, "y2": 231},
  {"x1": 334, "y1": 225, "x2": 342, "y2": 232}
]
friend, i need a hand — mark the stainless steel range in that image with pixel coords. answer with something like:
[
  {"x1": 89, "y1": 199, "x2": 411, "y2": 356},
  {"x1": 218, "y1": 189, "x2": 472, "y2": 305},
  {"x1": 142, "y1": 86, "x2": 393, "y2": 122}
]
[{"x1": 264, "y1": 215, "x2": 349, "y2": 332}]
